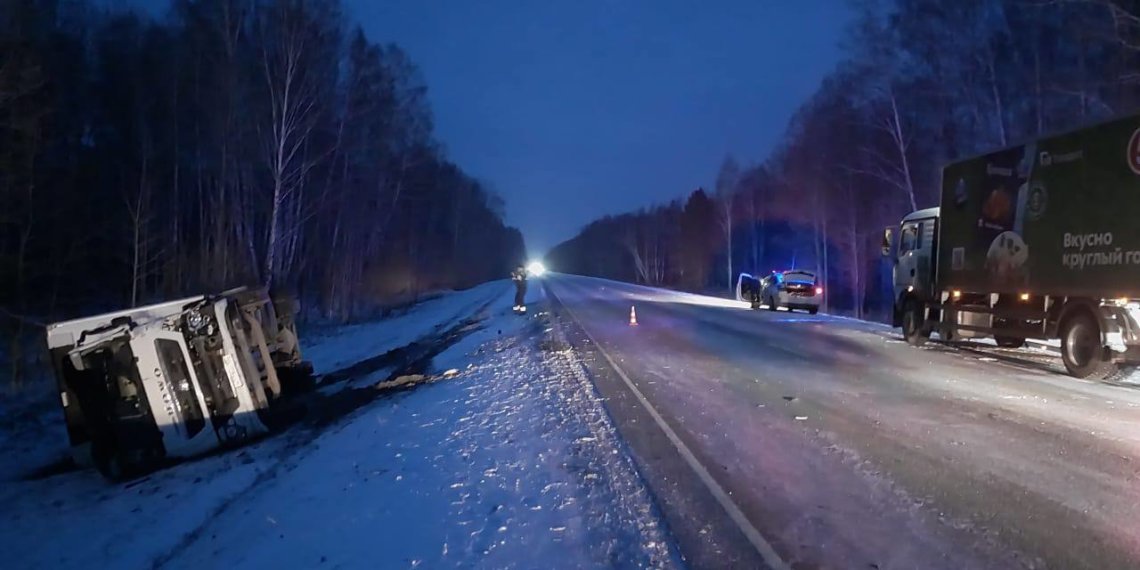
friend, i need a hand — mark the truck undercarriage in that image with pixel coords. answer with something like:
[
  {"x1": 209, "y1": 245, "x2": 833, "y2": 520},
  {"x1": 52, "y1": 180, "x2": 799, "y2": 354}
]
[{"x1": 895, "y1": 286, "x2": 1140, "y2": 379}]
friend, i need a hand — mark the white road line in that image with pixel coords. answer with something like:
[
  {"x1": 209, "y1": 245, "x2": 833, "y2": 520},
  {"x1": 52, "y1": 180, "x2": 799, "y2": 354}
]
[{"x1": 552, "y1": 285, "x2": 791, "y2": 570}]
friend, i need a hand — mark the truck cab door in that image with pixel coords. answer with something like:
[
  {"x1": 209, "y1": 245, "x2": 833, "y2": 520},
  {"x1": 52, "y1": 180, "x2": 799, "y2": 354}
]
[
  {"x1": 130, "y1": 329, "x2": 219, "y2": 458},
  {"x1": 894, "y1": 219, "x2": 936, "y2": 299}
]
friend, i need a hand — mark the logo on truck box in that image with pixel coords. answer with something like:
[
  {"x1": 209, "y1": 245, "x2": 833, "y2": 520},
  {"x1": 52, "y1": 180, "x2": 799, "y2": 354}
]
[
  {"x1": 1026, "y1": 183, "x2": 1047, "y2": 220},
  {"x1": 985, "y1": 231, "x2": 1029, "y2": 285},
  {"x1": 1127, "y1": 127, "x2": 1140, "y2": 174}
]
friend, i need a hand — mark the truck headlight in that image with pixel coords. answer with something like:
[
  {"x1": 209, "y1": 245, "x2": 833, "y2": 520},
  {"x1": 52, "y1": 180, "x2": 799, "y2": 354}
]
[{"x1": 186, "y1": 310, "x2": 209, "y2": 332}]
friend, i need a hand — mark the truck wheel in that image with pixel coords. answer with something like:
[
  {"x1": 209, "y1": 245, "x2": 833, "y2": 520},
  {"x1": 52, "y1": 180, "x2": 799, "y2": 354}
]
[
  {"x1": 808, "y1": 307, "x2": 818, "y2": 315},
  {"x1": 902, "y1": 300, "x2": 928, "y2": 346},
  {"x1": 93, "y1": 443, "x2": 130, "y2": 482},
  {"x1": 277, "y1": 365, "x2": 316, "y2": 397},
  {"x1": 1060, "y1": 312, "x2": 1116, "y2": 379},
  {"x1": 994, "y1": 336, "x2": 1025, "y2": 348}
]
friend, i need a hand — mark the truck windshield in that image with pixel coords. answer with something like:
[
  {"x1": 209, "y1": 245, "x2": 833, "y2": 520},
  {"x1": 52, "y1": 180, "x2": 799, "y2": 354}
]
[
  {"x1": 899, "y1": 223, "x2": 919, "y2": 253},
  {"x1": 155, "y1": 339, "x2": 206, "y2": 438}
]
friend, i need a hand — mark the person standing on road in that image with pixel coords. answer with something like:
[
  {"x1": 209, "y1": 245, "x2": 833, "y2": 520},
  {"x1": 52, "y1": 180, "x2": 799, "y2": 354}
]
[
  {"x1": 512, "y1": 264, "x2": 528, "y2": 313},
  {"x1": 745, "y1": 275, "x2": 761, "y2": 309}
]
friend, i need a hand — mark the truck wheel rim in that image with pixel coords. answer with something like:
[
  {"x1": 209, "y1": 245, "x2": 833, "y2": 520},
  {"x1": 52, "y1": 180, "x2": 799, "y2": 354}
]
[{"x1": 1067, "y1": 321, "x2": 1095, "y2": 367}]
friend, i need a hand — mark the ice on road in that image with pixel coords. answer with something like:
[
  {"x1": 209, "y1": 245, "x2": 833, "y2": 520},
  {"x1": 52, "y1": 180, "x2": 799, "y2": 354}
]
[{"x1": 546, "y1": 273, "x2": 1140, "y2": 570}]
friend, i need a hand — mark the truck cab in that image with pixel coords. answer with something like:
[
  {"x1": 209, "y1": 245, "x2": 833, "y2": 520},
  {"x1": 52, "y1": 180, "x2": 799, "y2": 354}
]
[
  {"x1": 46, "y1": 287, "x2": 312, "y2": 480},
  {"x1": 886, "y1": 207, "x2": 939, "y2": 327}
]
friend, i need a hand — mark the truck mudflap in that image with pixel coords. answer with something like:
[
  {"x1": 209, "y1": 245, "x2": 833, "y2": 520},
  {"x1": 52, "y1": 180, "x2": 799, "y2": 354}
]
[{"x1": 1101, "y1": 304, "x2": 1140, "y2": 354}]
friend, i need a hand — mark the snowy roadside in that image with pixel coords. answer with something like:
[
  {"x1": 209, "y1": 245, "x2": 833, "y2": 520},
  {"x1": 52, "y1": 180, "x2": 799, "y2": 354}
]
[
  {"x1": 1, "y1": 281, "x2": 679, "y2": 569},
  {"x1": 163, "y1": 285, "x2": 678, "y2": 568},
  {"x1": 302, "y1": 280, "x2": 508, "y2": 373},
  {"x1": 0, "y1": 281, "x2": 507, "y2": 483}
]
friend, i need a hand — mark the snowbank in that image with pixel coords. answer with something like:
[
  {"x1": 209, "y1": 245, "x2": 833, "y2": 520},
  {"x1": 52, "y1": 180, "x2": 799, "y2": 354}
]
[
  {"x1": 302, "y1": 280, "x2": 508, "y2": 373},
  {"x1": 0, "y1": 280, "x2": 678, "y2": 568}
]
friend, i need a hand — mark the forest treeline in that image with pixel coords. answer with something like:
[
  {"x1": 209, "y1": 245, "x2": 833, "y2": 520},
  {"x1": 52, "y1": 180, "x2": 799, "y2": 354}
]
[
  {"x1": 0, "y1": 0, "x2": 525, "y2": 363},
  {"x1": 0, "y1": 0, "x2": 526, "y2": 386},
  {"x1": 548, "y1": 0, "x2": 1140, "y2": 320}
]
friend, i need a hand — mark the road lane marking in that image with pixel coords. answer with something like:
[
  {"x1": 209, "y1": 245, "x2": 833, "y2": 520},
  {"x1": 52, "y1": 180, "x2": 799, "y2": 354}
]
[{"x1": 549, "y1": 283, "x2": 791, "y2": 570}]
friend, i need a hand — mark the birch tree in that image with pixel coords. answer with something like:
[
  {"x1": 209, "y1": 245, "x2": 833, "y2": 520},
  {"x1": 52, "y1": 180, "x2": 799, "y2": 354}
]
[
  {"x1": 257, "y1": 0, "x2": 340, "y2": 288},
  {"x1": 715, "y1": 155, "x2": 740, "y2": 292}
]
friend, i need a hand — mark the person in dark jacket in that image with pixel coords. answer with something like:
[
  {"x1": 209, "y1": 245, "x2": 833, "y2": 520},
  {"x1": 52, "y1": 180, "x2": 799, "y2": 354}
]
[
  {"x1": 745, "y1": 275, "x2": 761, "y2": 309},
  {"x1": 511, "y1": 265, "x2": 528, "y2": 313}
]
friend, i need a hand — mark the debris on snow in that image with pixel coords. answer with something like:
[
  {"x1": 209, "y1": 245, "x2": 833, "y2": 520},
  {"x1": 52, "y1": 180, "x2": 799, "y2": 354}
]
[{"x1": 376, "y1": 374, "x2": 428, "y2": 390}]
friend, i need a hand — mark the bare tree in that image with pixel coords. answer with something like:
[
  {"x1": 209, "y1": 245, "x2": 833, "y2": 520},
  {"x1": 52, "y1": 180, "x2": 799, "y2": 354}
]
[
  {"x1": 715, "y1": 155, "x2": 741, "y2": 292},
  {"x1": 258, "y1": 0, "x2": 340, "y2": 287}
]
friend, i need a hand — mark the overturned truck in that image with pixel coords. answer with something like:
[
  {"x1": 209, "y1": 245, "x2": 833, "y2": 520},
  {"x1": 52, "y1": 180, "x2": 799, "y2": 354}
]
[{"x1": 45, "y1": 287, "x2": 314, "y2": 480}]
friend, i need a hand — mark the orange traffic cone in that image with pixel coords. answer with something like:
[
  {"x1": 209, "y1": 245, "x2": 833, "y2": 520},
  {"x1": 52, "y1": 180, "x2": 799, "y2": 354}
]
[{"x1": 629, "y1": 305, "x2": 638, "y2": 326}]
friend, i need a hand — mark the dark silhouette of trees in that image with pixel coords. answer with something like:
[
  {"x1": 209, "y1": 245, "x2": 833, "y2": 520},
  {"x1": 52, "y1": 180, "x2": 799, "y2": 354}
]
[
  {"x1": 678, "y1": 189, "x2": 717, "y2": 291},
  {"x1": 549, "y1": 0, "x2": 1140, "y2": 319},
  {"x1": 0, "y1": 0, "x2": 523, "y2": 387}
]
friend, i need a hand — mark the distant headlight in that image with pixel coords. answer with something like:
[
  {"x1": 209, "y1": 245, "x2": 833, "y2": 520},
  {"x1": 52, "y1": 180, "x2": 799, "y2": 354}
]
[{"x1": 527, "y1": 261, "x2": 546, "y2": 277}]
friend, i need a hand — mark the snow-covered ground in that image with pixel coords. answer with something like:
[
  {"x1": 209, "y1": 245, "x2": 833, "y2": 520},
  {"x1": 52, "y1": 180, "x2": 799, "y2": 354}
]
[
  {"x1": 0, "y1": 280, "x2": 678, "y2": 569},
  {"x1": 301, "y1": 281, "x2": 505, "y2": 374}
]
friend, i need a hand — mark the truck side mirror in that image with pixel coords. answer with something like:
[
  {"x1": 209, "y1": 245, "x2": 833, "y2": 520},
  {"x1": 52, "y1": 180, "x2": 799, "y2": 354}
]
[{"x1": 881, "y1": 227, "x2": 893, "y2": 257}]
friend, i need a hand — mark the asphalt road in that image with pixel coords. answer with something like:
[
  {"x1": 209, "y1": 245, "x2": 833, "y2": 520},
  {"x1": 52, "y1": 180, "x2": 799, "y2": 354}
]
[{"x1": 544, "y1": 273, "x2": 1140, "y2": 570}]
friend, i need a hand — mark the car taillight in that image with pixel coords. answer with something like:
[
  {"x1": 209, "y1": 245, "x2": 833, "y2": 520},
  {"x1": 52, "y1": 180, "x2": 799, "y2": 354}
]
[{"x1": 815, "y1": 287, "x2": 823, "y2": 295}]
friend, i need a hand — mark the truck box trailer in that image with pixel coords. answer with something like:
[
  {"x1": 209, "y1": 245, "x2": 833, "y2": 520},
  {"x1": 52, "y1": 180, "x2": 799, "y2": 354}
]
[{"x1": 884, "y1": 114, "x2": 1140, "y2": 379}]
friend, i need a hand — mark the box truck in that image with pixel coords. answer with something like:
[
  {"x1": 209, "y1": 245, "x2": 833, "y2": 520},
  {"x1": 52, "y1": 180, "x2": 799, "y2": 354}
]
[{"x1": 884, "y1": 114, "x2": 1140, "y2": 379}]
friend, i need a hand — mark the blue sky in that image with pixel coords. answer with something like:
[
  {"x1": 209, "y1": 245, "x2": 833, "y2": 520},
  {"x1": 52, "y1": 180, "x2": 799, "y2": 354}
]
[
  {"x1": 347, "y1": 1, "x2": 853, "y2": 253},
  {"x1": 133, "y1": 0, "x2": 853, "y2": 254}
]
